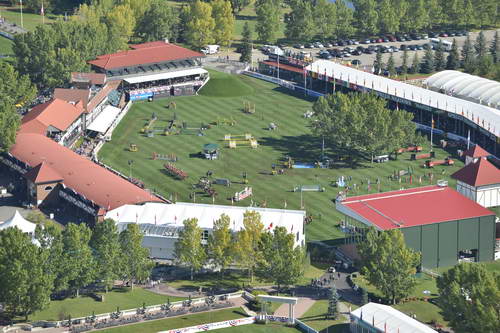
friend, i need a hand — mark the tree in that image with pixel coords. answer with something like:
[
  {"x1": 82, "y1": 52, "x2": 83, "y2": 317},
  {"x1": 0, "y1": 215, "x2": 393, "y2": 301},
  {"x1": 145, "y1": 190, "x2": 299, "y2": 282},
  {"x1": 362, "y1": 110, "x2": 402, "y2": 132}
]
[
  {"x1": 358, "y1": 228, "x2": 421, "y2": 304},
  {"x1": 447, "y1": 39, "x2": 460, "y2": 69},
  {"x1": 105, "y1": 3, "x2": 136, "y2": 49},
  {"x1": 313, "y1": 0, "x2": 336, "y2": 39},
  {"x1": 437, "y1": 263, "x2": 500, "y2": 333},
  {"x1": 90, "y1": 219, "x2": 121, "y2": 292},
  {"x1": 491, "y1": 30, "x2": 499, "y2": 63},
  {"x1": 230, "y1": 0, "x2": 250, "y2": 13},
  {"x1": 212, "y1": 0, "x2": 235, "y2": 47},
  {"x1": 257, "y1": 226, "x2": 304, "y2": 291},
  {"x1": 327, "y1": 284, "x2": 339, "y2": 319},
  {"x1": 377, "y1": 0, "x2": 398, "y2": 34},
  {"x1": 285, "y1": 0, "x2": 316, "y2": 42},
  {"x1": 462, "y1": 35, "x2": 476, "y2": 72},
  {"x1": 119, "y1": 223, "x2": 154, "y2": 287},
  {"x1": 255, "y1": 0, "x2": 281, "y2": 43},
  {"x1": 0, "y1": 100, "x2": 20, "y2": 153},
  {"x1": 409, "y1": 0, "x2": 429, "y2": 32},
  {"x1": 475, "y1": 31, "x2": 488, "y2": 58},
  {"x1": 394, "y1": 0, "x2": 410, "y2": 32},
  {"x1": 0, "y1": 228, "x2": 53, "y2": 320},
  {"x1": 207, "y1": 214, "x2": 234, "y2": 275},
  {"x1": 426, "y1": 0, "x2": 443, "y2": 30},
  {"x1": 409, "y1": 52, "x2": 420, "y2": 74},
  {"x1": 334, "y1": 0, "x2": 355, "y2": 39},
  {"x1": 400, "y1": 49, "x2": 409, "y2": 76},
  {"x1": 174, "y1": 218, "x2": 206, "y2": 280},
  {"x1": 184, "y1": 0, "x2": 215, "y2": 48},
  {"x1": 136, "y1": 0, "x2": 178, "y2": 42},
  {"x1": 361, "y1": 287, "x2": 369, "y2": 305},
  {"x1": 475, "y1": 55, "x2": 494, "y2": 77},
  {"x1": 462, "y1": 0, "x2": 476, "y2": 30},
  {"x1": 310, "y1": 93, "x2": 418, "y2": 163},
  {"x1": 239, "y1": 22, "x2": 253, "y2": 63},
  {"x1": 62, "y1": 223, "x2": 95, "y2": 297},
  {"x1": 234, "y1": 211, "x2": 264, "y2": 282},
  {"x1": 420, "y1": 47, "x2": 435, "y2": 74},
  {"x1": 434, "y1": 42, "x2": 446, "y2": 71},
  {"x1": 386, "y1": 53, "x2": 396, "y2": 77},
  {"x1": 0, "y1": 63, "x2": 37, "y2": 107},
  {"x1": 374, "y1": 49, "x2": 383, "y2": 75},
  {"x1": 353, "y1": 0, "x2": 378, "y2": 36}
]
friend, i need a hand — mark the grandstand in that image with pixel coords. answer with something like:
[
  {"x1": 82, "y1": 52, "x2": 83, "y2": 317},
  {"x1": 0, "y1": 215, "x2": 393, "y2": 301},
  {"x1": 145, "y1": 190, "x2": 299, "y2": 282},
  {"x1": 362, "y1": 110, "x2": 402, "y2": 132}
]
[
  {"x1": 88, "y1": 40, "x2": 209, "y2": 101},
  {"x1": 260, "y1": 56, "x2": 500, "y2": 157}
]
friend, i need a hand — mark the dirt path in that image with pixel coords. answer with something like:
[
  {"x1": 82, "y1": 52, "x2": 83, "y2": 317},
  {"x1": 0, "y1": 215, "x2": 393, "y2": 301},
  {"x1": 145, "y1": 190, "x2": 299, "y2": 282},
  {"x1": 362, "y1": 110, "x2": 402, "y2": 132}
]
[{"x1": 273, "y1": 297, "x2": 316, "y2": 318}]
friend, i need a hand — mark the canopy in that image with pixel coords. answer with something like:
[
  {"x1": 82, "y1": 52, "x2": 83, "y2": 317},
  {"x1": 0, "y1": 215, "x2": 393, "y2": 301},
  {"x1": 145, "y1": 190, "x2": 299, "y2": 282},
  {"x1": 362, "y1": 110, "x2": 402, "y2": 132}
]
[
  {"x1": 0, "y1": 210, "x2": 36, "y2": 234},
  {"x1": 124, "y1": 68, "x2": 208, "y2": 84},
  {"x1": 203, "y1": 143, "x2": 219, "y2": 152},
  {"x1": 87, "y1": 105, "x2": 121, "y2": 133}
]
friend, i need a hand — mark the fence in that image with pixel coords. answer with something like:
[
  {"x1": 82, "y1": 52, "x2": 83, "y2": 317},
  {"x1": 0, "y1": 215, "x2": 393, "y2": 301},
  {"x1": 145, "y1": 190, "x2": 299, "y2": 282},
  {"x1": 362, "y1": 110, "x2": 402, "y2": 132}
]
[
  {"x1": 242, "y1": 71, "x2": 324, "y2": 98},
  {"x1": 158, "y1": 317, "x2": 256, "y2": 333},
  {"x1": 295, "y1": 319, "x2": 319, "y2": 333}
]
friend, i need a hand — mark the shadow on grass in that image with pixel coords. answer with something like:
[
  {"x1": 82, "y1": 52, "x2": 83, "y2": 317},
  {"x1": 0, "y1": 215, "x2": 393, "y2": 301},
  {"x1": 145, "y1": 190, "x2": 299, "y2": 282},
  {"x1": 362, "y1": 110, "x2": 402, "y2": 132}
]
[{"x1": 320, "y1": 323, "x2": 349, "y2": 333}]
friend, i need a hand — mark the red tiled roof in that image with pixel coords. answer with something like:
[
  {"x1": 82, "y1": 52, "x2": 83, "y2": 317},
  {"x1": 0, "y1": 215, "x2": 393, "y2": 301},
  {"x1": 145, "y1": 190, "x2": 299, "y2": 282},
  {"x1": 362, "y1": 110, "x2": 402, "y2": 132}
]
[
  {"x1": 54, "y1": 89, "x2": 90, "y2": 111},
  {"x1": 451, "y1": 158, "x2": 500, "y2": 187},
  {"x1": 71, "y1": 72, "x2": 106, "y2": 85},
  {"x1": 463, "y1": 145, "x2": 490, "y2": 158},
  {"x1": 24, "y1": 162, "x2": 63, "y2": 184},
  {"x1": 10, "y1": 133, "x2": 164, "y2": 210},
  {"x1": 21, "y1": 99, "x2": 84, "y2": 133},
  {"x1": 262, "y1": 61, "x2": 305, "y2": 74},
  {"x1": 339, "y1": 185, "x2": 494, "y2": 231},
  {"x1": 88, "y1": 41, "x2": 203, "y2": 70}
]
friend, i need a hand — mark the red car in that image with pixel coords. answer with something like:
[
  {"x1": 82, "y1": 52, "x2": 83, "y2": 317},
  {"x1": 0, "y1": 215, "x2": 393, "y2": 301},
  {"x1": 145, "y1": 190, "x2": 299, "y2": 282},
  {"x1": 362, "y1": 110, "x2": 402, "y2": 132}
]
[
  {"x1": 376, "y1": 38, "x2": 383, "y2": 43},
  {"x1": 387, "y1": 35, "x2": 396, "y2": 42},
  {"x1": 439, "y1": 32, "x2": 448, "y2": 37}
]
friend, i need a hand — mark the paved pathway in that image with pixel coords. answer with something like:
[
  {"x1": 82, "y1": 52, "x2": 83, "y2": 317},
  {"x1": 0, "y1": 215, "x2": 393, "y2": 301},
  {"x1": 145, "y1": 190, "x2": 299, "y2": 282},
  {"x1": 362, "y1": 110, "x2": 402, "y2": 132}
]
[{"x1": 274, "y1": 297, "x2": 316, "y2": 318}]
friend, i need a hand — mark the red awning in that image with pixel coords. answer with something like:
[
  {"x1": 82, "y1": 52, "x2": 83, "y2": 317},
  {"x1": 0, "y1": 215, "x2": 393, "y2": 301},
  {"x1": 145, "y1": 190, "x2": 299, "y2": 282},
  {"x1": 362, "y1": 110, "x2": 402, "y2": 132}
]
[{"x1": 262, "y1": 61, "x2": 305, "y2": 74}]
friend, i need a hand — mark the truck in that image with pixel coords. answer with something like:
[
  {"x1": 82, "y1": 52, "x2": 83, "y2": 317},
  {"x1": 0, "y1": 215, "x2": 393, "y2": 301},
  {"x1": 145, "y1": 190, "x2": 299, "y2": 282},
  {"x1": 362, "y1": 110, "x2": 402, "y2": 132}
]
[{"x1": 201, "y1": 45, "x2": 220, "y2": 55}]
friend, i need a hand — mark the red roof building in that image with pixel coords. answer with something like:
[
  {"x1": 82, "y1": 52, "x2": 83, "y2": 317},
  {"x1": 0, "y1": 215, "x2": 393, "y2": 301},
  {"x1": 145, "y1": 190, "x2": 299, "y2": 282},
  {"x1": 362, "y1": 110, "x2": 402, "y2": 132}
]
[
  {"x1": 336, "y1": 185, "x2": 496, "y2": 267},
  {"x1": 88, "y1": 41, "x2": 203, "y2": 71},
  {"x1": 462, "y1": 145, "x2": 491, "y2": 165},
  {"x1": 452, "y1": 158, "x2": 500, "y2": 208},
  {"x1": 9, "y1": 133, "x2": 163, "y2": 214},
  {"x1": 337, "y1": 185, "x2": 493, "y2": 231}
]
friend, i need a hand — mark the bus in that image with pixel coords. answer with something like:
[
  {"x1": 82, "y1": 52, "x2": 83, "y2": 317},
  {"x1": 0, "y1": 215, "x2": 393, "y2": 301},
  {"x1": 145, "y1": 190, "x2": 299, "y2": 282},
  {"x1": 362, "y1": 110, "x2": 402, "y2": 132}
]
[{"x1": 429, "y1": 38, "x2": 453, "y2": 51}]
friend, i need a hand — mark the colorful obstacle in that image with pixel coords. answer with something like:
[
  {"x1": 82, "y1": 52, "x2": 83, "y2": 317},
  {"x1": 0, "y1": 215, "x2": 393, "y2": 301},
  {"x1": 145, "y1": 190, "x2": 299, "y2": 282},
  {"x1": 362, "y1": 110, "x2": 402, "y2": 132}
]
[
  {"x1": 243, "y1": 101, "x2": 255, "y2": 114},
  {"x1": 425, "y1": 158, "x2": 454, "y2": 168},
  {"x1": 141, "y1": 114, "x2": 158, "y2": 133},
  {"x1": 129, "y1": 143, "x2": 138, "y2": 152},
  {"x1": 411, "y1": 151, "x2": 436, "y2": 160},
  {"x1": 293, "y1": 185, "x2": 325, "y2": 192},
  {"x1": 216, "y1": 118, "x2": 236, "y2": 126},
  {"x1": 164, "y1": 163, "x2": 188, "y2": 180},
  {"x1": 233, "y1": 187, "x2": 252, "y2": 201},
  {"x1": 202, "y1": 144, "x2": 219, "y2": 160},
  {"x1": 224, "y1": 134, "x2": 253, "y2": 141},
  {"x1": 228, "y1": 139, "x2": 258, "y2": 149},
  {"x1": 397, "y1": 146, "x2": 423, "y2": 154},
  {"x1": 152, "y1": 152, "x2": 178, "y2": 162}
]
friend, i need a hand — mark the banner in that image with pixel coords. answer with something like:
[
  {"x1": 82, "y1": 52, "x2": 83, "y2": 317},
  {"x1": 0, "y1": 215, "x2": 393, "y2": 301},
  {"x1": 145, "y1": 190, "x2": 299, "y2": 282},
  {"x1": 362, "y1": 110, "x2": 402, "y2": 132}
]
[{"x1": 158, "y1": 317, "x2": 256, "y2": 333}]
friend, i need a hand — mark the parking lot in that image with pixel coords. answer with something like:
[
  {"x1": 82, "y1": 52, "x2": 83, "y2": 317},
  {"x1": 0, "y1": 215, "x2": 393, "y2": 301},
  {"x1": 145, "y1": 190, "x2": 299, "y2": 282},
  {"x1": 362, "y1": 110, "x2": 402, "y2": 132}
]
[{"x1": 250, "y1": 29, "x2": 499, "y2": 71}]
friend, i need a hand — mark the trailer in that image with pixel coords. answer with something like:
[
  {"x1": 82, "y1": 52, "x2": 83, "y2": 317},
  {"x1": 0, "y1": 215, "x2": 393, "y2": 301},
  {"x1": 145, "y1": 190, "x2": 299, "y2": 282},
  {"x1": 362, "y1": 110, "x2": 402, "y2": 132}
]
[{"x1": 411, "y1": 151, "x2": 435, "y2": 160}]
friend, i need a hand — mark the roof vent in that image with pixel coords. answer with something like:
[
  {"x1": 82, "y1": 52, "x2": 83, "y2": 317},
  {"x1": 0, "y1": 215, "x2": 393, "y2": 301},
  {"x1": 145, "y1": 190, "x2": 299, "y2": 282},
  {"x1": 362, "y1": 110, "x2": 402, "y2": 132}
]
[{"x1": 437, "y1": 180, "x2": 448, "y2": 187}]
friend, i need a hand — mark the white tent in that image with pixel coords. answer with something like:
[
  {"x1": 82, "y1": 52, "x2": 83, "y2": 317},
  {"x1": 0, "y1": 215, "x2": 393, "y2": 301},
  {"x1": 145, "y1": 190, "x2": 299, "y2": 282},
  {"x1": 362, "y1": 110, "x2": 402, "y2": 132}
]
[
  {"x1": 87, "y1": 105, "x2": 121, "y2": 133},
  {"x1": 0, "y1": 210, "x2": 36, "y2": 234}
]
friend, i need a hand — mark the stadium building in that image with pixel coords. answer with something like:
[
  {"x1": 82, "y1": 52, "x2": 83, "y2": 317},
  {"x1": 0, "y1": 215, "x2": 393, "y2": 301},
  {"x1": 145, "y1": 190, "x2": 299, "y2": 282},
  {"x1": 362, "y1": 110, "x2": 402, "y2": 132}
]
[
  {"x1": 106, "y1": 202, "x2": 306, "y2": 259},
  {"x1": 258, "y1": 57, "x2": 500, "y2": 157},
  {"x1": 88, "y1": 40, "x2": 209, "y2": 101},
  {"x1": 335, "y1": 185, "x2": 497, "y2": 268}
]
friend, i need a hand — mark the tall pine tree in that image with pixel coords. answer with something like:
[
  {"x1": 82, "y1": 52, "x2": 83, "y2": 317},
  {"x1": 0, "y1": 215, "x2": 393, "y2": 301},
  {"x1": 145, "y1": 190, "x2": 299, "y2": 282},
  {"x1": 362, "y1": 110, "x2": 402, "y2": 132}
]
[
  {"x1": 239, "y1": 22, "x2": 252, "y2": 63},
  {"x1": 400, "y1": 49, "x2": 409, "y2": 76},
  {"x1": 447, "y1": 39, "x2": 460, "y2": 70},
  {"x1": 434, "y1": 42, "x2": 446, "y2": 71},
  {"x1": 462, "y1": 35, "x2": 476, "y2": 73},
  {"x1": 327, "y1": 285, "x2": 339, "y2": 319},
  {"x1": 475, "y1": 31, "x2": 488, "y2": 58},
  {"x1": 421, "y1": 47, "x2": 435, "y2": 74},
  {"x1": 491, "y1": 30, "x2": 499, "y2": 64},
  {"x1": 409, "y1": 52, "x2": 420, "y2": 74},
  {"x1": 386, "y1": 53, "x2": 396, "y2": 77}
]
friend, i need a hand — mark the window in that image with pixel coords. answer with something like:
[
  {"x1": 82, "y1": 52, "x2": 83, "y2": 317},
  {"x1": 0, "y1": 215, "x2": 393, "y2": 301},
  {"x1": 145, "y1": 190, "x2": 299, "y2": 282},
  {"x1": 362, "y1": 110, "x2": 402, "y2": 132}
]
[
  {"x1": 44, "y1": 186, "x2": 53, "y2": 191},
  {"x1": 201, "y1": 230, "x2": 209, "y2": 241}
]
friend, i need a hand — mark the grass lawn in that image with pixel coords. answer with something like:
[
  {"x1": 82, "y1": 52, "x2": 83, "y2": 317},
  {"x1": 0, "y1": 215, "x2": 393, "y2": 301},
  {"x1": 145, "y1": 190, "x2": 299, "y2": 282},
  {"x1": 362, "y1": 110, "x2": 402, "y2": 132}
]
[
  {"x1": 299, "y1": 300, "x2": 349, "y2": 333},
  {"x1": 99, "y1": 70, "x2": 464, "y2": 244},
  {"x1": 0, "y1": 36, "x2": 13, "y2": 55},
  {"x1": 0, "y1": 5, "x2": 55, "y2": 31},
  {"x1": 29, "y1": 287, "x2": 186, "y2": 322},
  {"x1": 98, "y1": 307, "x2": 247, "y2": 333},
  {"x1": 393, "y1": 300, "x2": 446, "y2": 327}
]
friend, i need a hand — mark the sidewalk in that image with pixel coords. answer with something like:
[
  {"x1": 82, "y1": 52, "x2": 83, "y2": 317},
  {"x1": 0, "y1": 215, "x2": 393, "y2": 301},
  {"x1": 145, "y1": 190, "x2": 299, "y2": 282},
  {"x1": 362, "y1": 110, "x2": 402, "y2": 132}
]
[{"x1": 274, "y1": 297, "x2": 316, "y2": 318}]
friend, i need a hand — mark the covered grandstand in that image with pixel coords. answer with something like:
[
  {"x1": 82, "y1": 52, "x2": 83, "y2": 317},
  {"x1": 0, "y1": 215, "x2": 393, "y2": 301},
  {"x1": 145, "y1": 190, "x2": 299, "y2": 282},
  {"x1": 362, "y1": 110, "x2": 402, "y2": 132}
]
[
  {"x1": 424, "y1": 70, "x2": 500, "y2": 109},
  {"x1": 259, "y1": 57, "x2": 500, "y2": 156},
  {"x1": 88, "y1": 41, "x2": 209, "y2": 101}
]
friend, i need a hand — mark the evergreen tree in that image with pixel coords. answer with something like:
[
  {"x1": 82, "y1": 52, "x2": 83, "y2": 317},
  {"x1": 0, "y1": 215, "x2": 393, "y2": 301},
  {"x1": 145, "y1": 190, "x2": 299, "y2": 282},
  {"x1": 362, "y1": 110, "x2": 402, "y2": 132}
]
[
  {"x1": 239, "y1": 22, "x2": 252, "y2": 63},
  {"x1": 400, "y1": 49, "x2": 409, "y2": 76},
  {"x1": 386, "y1": 53, "x2": 396, "y2": 77},
  {"x1": 230, "y1": 0, "x2": 251, "y2": 13},
  {"x1": 491, "y1": 30, "x2": 499, "y2": 63},
  {"x1": 374, "y1": 49, "x2": 383, "y2": 75},
  {"x1": 434, "y1": 42, "x2": 446, "y2": 71},
  {"x1": 462, "y1": 35, "x2": 476, "y2": 73},
  {"x1": 174, "y1": 218, "x2": 206, "y2": 281},
  {"x1": 421, "y1": 47, "x2": 435, "y2": 73},
  {"x1": 327, "y1": 285, "x2": 339, "y2": 319},
  {"x1": 409, "y1": 52, "x2": 420, "y2": 74},
  {"x1": 475, "y1": 31, "x2": 488, "y2": 58},
  {"x1": 475, "y1": 56, "x2": 494, "y2": 77},
  {"x1": 361, "y1": 287, "x2": 369, "y2": 305},
  {"x1": 447, "y1": 39, "x2": 460, "y2": 70}
]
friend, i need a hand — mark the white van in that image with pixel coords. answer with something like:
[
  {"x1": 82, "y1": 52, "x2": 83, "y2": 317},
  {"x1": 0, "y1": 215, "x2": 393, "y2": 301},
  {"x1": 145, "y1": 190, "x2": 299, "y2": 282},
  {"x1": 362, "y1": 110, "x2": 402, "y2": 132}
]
[{"x1": 201, "y1": 45, "x2": 220, "y2": 55}]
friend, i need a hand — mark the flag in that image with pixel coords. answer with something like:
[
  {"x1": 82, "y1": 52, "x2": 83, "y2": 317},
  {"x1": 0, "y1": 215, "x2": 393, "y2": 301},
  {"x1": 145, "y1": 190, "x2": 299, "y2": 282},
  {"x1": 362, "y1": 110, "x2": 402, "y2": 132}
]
[
  {"x1": 284, "y1": 200, "x2": 287, "y2": 209},
  {"x1": 384, "y1": 322, "x2": 387, "y2": 333},
  {"x1": 268, "y1": 223, "x2": 273, "y2": 230},
  {"x1": 135, "y1": 212, "x2": 138, "y2": 223},
  {"x1": 432, "y1": 117, "x2": 435, "y2": 129},
  {"x1": 154, "y1": 214, "x2": 157, "y2": 225},
  {"x1": 40, "y1": 2, "x2": 44, "y2": 16},
  {"x1": 291, "y1": 224, "x2": 294, "y2": 232},
  {"x1": 372, "y1": 315, "x2": 375, "y2": 326}
]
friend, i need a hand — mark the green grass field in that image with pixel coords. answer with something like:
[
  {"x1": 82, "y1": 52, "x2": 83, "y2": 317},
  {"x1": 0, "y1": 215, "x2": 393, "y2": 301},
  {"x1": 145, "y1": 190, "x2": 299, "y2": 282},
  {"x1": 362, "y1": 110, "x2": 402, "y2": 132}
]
[
  {"x1": 213, "y1": 323, "x2": 301, "y2": 332},
  {"x1": 99, "y1": 70, "x2": 466, "y2": 244},
  {"x1": 299, "y1": 300, "x2": 349, "y2": 332},
  {"x1": 0, "y1": 5, "x2": 55, "y2": 32},
  {"x1": 98, "y1": 307, "x2": 247, "y2": 333},
  {"x1": 29, "y1": 287, "x2": 186, "y2": 322}
]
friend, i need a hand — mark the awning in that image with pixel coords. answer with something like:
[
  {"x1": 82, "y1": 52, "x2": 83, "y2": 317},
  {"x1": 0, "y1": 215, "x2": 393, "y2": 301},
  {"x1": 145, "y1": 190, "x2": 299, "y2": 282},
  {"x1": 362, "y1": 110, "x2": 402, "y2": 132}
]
[
  {"x1": 124, "y1": 68, "x2": 208, "y2": 84},
  {"x1": 87, "y1": 105, "x2": 121, "y2": 133}
]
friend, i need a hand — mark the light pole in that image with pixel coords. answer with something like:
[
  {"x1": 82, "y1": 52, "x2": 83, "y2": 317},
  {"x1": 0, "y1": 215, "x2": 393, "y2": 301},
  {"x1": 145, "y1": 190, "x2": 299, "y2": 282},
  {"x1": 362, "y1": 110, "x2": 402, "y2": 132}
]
[{"x1": 19, "y1": 0, "x2": 24, "y2": 29}]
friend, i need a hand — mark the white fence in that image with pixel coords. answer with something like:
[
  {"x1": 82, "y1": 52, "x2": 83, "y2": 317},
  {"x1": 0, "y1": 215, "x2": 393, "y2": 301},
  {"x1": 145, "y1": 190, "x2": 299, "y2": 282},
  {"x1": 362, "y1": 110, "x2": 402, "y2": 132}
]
[{"x1": 158, "y1": 317, "x2": 256, "y2": 333}]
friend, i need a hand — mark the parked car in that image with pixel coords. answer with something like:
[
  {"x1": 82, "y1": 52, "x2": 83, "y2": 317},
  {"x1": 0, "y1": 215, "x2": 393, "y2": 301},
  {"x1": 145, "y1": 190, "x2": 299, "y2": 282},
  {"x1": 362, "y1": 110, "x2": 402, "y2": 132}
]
[
  {"x1": 293, "y1": 43, "x2": 305, "y2": 49},
  {"x1": 352, "y1": 49, "x2": 362, "y2": 55},
  {"x1": 325, "y1": 42, "x2": 333, "y2": 48},
  {"x1": 382, "y1": 37, "x2": 390, "y2": 43},
  {"x1": 429, "y1": 32, "x2": 438, "y2": 38},
  {"x1": 305, "y1": 42, "x2": 314, "y2": 48},
  {"x1": 353, "y1": 40, "x2": 360, "y2": 45},
  {"x1": 337, "y1": 40, "x2": 345, "y2": 46},
  {"x1": 391, "y1": 46, "x2": 400, "y2": 52},
  {"x1": 362, "y1": 39, "x2": 371, "y2": 44},
  {"x1": 387, "y1": 35, "x2": 396, "y2": 42},
  {"x1": 314, "y1": 42, "x2": 324, "y2": 48},
  {"x1": 351, "y1": 59, "x2": 362, "y2": 66},
  {"x1": 408, "y1": 44, "x2": 417, "y2": 51},
  {"x1": 416, "y1": 44, "x2": 424, "y2": 50},
  {"x1": 400, "y1": 44, "x2": 408, "y2": 51}
]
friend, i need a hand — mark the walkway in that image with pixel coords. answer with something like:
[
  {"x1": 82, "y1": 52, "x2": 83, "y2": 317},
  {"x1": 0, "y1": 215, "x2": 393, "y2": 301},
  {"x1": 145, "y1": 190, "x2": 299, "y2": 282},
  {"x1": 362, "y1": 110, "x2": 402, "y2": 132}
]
[{"x1": 274, "y1": 297, "x2": 316, "y2": 318}]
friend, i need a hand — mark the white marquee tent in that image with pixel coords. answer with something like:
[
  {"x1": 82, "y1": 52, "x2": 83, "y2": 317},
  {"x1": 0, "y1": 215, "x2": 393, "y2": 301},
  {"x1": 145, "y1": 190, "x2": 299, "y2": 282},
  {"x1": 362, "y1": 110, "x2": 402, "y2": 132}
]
[{"x1": 0, "y1": 210, "x2": 36, "y2": 235}]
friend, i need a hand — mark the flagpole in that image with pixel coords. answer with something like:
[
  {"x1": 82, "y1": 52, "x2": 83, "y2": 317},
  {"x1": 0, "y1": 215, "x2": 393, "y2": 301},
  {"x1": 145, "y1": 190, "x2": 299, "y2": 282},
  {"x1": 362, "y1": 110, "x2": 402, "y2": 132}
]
[
  {"x1": 20, "y1": 0, "x2": 24, "y2": 29},
  {"x1": 430, "y1": 115, "x2": 434, "y2": 152},
  {"x1": 41, "y1": 0, "x2": 44, "y2": 24}
]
